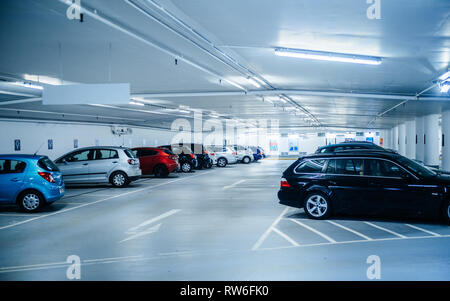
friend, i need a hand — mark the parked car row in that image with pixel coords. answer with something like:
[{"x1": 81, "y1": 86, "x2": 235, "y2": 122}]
[
  {"x1": 279, "y1": 142, "x2": 450, "y2": 224},
  {"x1": 0, "y1": 143, "x2": 266, "y2": 213}
]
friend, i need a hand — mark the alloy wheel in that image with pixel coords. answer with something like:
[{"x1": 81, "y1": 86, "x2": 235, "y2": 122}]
[
  {"x1": 306, "y1": 195, "x2": 328, "y2": 218},
  {"x1": 22, "y1": 193, "x2": 40, "y2": 211},
  {"x1": 218, "y1": 158, "x2": 226, "y2": 167},
  {"x1": 113, "y1": 173, "x2": 126, "y2": 186},
  {"x1": 182, "y1": 163, "x2": 191, "y2": 172}
]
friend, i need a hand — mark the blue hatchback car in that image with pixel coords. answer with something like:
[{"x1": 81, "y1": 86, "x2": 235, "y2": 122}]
[{"x1": 0, "y1": 155, "x2": 65, "y2": 212}]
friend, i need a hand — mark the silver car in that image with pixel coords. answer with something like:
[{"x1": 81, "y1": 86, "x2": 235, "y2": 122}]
[
  {"x1": 231, "y1": 145, "x2": 253, "y2": 164},
  {"x1": 206, "y1": 146, "x2": 238, "y2": 167},
  {"x1": 55, "y1": 146, "x2": 141, "y2": 187}
]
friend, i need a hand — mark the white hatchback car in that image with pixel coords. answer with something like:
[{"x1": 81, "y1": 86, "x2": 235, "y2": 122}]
[
  {"x1": 231, "y1": 145, "x2": 253, "y2": 164},
  {"x1": 55, "y1": 146, "x2": 141, "y2": 187},
  {"x1": 206, "y1": 146, "x2": 238, "y2": 167}
]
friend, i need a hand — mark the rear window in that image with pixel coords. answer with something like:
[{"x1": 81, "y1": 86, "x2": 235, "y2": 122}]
[
  {"x1": 162, "y1": 149, "x2": 175, "y2": 156},
  {"x1": 123, "y1": 149, "x2": 135, "y2": 158},
  {"x1": 37, "y1": 158, "x2": 59, "y2": 172},
  {"x1": 294, "y1": 159, "x2": 326, "y2": 173}
]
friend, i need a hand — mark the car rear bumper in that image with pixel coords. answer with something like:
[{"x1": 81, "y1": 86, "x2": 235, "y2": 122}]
[
  {"x1": 45, "y1": 184, "x2": 65, "y2": 203},
  {"x1": 277, "y1": 189, "x2": 302, "y2": 208},
  {"x1": 168, "y1": 162, "x2": 179, "y2": 173}
]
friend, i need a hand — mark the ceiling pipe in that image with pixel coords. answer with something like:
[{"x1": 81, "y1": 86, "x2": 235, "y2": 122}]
[
  {"x1": 0, "y1": 98, "x2": 42, "y2": 106},
  {"x1": 367, "y1": 82, "x2": 441, "y2": 127},
  {"x1": 132, "y1": 89, "x2": 450, "y2": 102},
  {"x1": 135, "y1": 0, "x2": 275, "y2": 89},
  {"x1": 56, "y1": 0, "x2": 246, "y2": 91},
  {"x1": 0, "y1": 82, "x2": 43, "y2": 98},
  {"x1": 125, "y1": 0, "x2": 274, "y2": 89}
]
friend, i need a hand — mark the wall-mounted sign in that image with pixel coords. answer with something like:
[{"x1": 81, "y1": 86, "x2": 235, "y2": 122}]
[
  {"x1": 95, "y1": 139, "x2": 99, "y2": 146},
  {"x1": 48, "y1": 139, "x2": 53, "y2": 150},
  {"x1": 14, "y1": 139, "x2": 21, "y2": 151},
  {"x1": 74, "y1": 139, "x2": 78, "y2": 148}
]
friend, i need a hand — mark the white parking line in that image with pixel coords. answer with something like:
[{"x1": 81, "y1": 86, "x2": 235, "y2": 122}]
[
  {"x1": 223, "y1": 179, "x2": 246, "y2": 190},
  {"x1": 364, "y1": 222, "x2": 407, "y2": 238},
  {"x1": 272, "y1": 227, "x2": 300, "y2": 247},
  {"x1": 252, "y1": 207, "x2": 290, "y2": 251},
  {"x1": 290, "y1": 219, "x2": 337, "y2": 243},
  {"x1": 0, "y1": 171, "x2": 213, "y2": 231},
  {"x1": 255, "y1": 234, "x2": 450, "y2": 252},
  {"x1": 127, "y1": 209, "x2": 181, "y2": 233},
  {"x1": 326, "y1": 220, "x2": 372, "y2": 240},
  {"x1": 404, "y1": 224, "x2": 441, "y2": 237}
]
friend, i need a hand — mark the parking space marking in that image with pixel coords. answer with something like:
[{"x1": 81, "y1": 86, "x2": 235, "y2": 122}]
[
  {"x1": 326, "y1": 220, "x2": 372, "y2": 240},
  {"x1": 0, "y1": 171, "x2": 213, "y2": 231},
  {"x1": 272, "y1": 227, "x2": 300, "y2": 247},
  {"x1": 223, "y1": 179, "x2": 246, "y2": 190},
  {"x1": 363, "y1": 222, "x2": 407, "y2": 238},
  {"x1": 404, "y1": 224, "x2": 441, "y2": 237},
  {"x1": 289, "y1": 219, "x2": 337, "y2": 243},
  {"x1": 255, "y1": 234, "x2": 450, "y2": 252},
  {"x1": 252, "y1": 207, "x2": 290, "y2": 251}
]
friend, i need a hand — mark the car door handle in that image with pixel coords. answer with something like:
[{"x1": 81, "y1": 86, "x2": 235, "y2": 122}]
[
  {"x1": 82, "y1": 163, "x2": 89, "y2": 166},
  {"x1": 10, "y1": 178, "x2": 20, "y2": 182},
  {"x1": 112, "y1": 161, "x2": 118, "y2": 164}
]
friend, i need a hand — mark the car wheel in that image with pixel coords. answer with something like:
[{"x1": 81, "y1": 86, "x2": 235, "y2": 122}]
[
  {"x1": 443, "y1": 200, "x2": 450, "y2": 225},
  {"x1": 303, "y1": 193, "x2": 331, "y2": 220},
  {"x1": 181, "y1": 162, "x2": 192, "y2": 173},
  {"x1": 242, "y1": 156, "x2": 251, "y2": 164},
  {"x1": 154, "y1": 165, "x2": 169, "y2": 178},
  {"x1": 18, "y1": 190, "x2": 43, "y2": 213},
  {"x1": 110, "y1": 171, "x2": 129, "y2": 188},
  {"x1": 217, "y1": 158, "x2": 227, "y2": 167}
]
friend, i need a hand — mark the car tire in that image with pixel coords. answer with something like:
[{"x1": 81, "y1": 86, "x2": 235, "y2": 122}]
[
  {"x1": 181, "y1": 162, "x2": 192, "y2": 173},
  {"x1": 242, "y1": 156, "x2": 251, "y2": 164},
  {"x1": 443, "y1": 200, "x2": 450, "y2": 225},
  {"x1": 303, "y1": 192, "x2": 332, "y2": 220},
  {"x1": 154, "y1": 165, "x2": 169, "y2": 178},
  {"x1": 217, "y1": 157, "x2": 227, "y2": 167},
  {"x1": 18, "y1": 190, "x2": 44, "y2": 213},
  {"x1": 205, "y1": 161, "x2": 213, "y2": 169},
  {"x1": 110, "y1": 171, "x2": 129, "y2": 188}
]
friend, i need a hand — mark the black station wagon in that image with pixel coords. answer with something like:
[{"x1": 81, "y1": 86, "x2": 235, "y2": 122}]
[{"x1": 278, "y1": 151, "x2": 450, "y2": 223}]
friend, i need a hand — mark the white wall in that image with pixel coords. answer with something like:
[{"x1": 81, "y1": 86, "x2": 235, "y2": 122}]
[{"x1": 0, "y1": 120, "x2": 177, "y2": 160}]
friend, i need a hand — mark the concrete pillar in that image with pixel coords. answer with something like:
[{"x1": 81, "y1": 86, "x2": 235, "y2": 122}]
[
  {"x1": 423, "y1": 114, "x2": 439, "y2": 166},
  {"x1": 392, "y1": 125, "x2": 399, "y2": 151},
  {"x1": 382, "y1": 129, "x2": 390, "y2": 149},
  {"x1": 442, "y1": 111, "x2": 450, "y2": 171},
  {"x1": 416, "y1": 116, "x2": 424, "y2": 162},
  {"x1": 405, "y1": 120, "x2": 416, "y2": 159},
  {"x1": 398, "y1": 123, "x2": 406, "y2": 156}
]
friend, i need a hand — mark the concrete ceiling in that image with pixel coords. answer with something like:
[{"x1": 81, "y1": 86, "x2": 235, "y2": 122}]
[{"x1": 0, "y1": 0, "x2": 449, "y2": 131}]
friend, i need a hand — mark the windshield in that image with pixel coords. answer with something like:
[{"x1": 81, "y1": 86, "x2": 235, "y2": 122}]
[{"x1": 396, "y1": 156, "x2": 436, "y2": 178}]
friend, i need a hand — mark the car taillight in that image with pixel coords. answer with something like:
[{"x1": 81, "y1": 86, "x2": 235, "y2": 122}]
[
  {"x1": 203, "y1": 150, "x2": 209, "y2": 154},
  {"x1": 210, "y1": 153, "x2": 215, "y2": 156},
  {"x1": 190, "y1": 153, "x2": 195, "y2": 159},
  {"x1": 38, "y1": 172, "x2": 55, "y2": 183},
  {"x1": 170, "y1": 156, "x2": 178, "y2": 160},
  {"x1": 128, "y1": 159, "x2": 139, "y2": 165},
  {"x1": 280, "y1": 178, "x2": 290, "y2": 188}
]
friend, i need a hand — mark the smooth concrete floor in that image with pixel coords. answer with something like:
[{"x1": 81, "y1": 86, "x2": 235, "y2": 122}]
[{"x1": 0, "y1": 159, "x2": 449, "y2": 280}]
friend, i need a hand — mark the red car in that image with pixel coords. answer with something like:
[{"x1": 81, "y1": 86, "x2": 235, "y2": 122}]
[{"x1": 131, "y1": 147, "x2": 178, "y2": 178}]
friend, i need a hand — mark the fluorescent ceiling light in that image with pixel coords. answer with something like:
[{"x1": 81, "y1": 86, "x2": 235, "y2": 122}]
[
  {"x1": 129, "y1": 101, "x2": 145, "y2": 106},
  {"x1": 440, "y1": 83, "x2": 450, "y2": 93},
  {"x1": 247, "y1": 77, "x2": 261, "y2": 88},
  {"x1": 178, "y1": 109, "x2": 190, "y2": 114},
  {"x1": 274, "y1": 47, "x2": 382, "y2": 65},
  {"x1": 23, "y1": 74, "x2": 64, "y2": 85}
]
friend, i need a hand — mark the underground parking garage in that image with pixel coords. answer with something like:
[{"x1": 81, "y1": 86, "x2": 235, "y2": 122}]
[{"x1": 0, "y1": 0, "x2": 449, "y2": 288}]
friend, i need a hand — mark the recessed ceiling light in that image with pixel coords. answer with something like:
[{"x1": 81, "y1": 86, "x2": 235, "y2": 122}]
[
  {"x1": 129, "y1": 101, "x2": 145, "y2": 106},
  {"x1": 274, "y1": 47, "x2": 382, "y2": 65},
  {"x1": 247, "y1": 77, "x2": 261, "y2": 88}
]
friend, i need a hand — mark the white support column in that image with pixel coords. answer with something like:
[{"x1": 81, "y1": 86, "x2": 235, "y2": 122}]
[
  {"x1": 423, "y1": 114, "x2": 439, "y2": 166},
  {"x1": 405, "y1": 120, "x2": 416, "y2": 159},
  {"x1": 416, "y1": 116, "x2": 424, "y2": 162},
  {"x1": 442, "y1": 111, "x2": 450, "y2": 171},
  {"x1": 398, "y1": 123, "x2": 406, "y2": 156},
  {"x1": 382, "y1": 129, "x2": 390, "y2": 149},
  {"x1": 392, "y1": 125, "x2": 399, "y2": 152}
]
